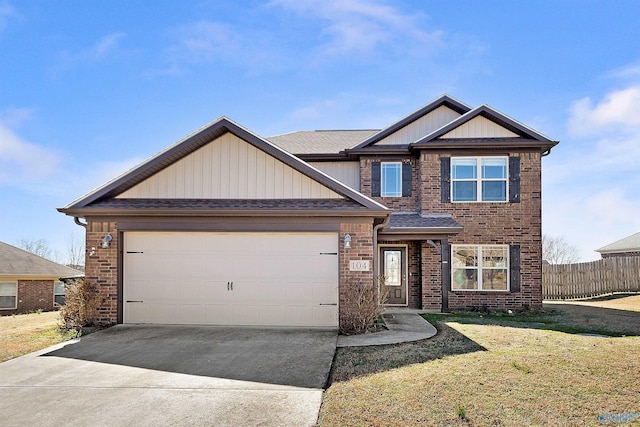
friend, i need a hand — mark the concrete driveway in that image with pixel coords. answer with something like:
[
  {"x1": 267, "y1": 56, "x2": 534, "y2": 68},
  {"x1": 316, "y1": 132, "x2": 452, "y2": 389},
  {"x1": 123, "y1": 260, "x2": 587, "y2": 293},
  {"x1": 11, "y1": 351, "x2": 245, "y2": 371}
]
[{"x1": 0, "y1": 325, "x2": 337, "y2": 427}]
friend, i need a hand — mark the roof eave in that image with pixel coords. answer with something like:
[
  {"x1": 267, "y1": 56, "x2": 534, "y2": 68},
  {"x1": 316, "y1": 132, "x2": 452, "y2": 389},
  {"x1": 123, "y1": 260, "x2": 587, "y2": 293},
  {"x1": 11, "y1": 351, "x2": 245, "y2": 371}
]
[
  {"x1": 59, "y1": 207, "x2": 391, "y2": 218},
  {"x1": 411, "y1": 140, "x2": 559, "y2": 152},
  {"x1": 380, "y1": 226, "x2": 463, "y2": 235}
]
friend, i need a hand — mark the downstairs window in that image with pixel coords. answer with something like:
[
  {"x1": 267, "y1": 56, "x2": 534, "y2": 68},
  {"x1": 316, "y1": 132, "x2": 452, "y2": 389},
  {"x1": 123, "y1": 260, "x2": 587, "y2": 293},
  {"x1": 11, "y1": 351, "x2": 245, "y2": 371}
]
[
  {"x1": 452, "y1": 245, "x2": 509, "y2": 291},
  {"x1": 0, "y1": 282, "x2": 17, "y2": 309}
]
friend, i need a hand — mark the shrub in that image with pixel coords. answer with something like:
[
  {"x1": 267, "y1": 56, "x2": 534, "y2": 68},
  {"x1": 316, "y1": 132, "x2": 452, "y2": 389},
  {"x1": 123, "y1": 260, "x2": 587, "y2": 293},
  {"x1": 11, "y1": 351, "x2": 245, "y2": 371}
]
[
  {"x1": 59, "y1": 278, "x2": 106, "y2": 331},
  {"x1": 340, "y1": 276, "x2": 388, "y2": 335}
]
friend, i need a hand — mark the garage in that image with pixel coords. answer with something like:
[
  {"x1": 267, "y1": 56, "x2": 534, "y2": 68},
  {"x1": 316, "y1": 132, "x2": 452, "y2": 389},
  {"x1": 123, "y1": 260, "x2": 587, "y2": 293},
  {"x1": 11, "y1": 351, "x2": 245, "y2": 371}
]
[{"x1": 123, "y1": 231, "x2": 339, "y2": 327}]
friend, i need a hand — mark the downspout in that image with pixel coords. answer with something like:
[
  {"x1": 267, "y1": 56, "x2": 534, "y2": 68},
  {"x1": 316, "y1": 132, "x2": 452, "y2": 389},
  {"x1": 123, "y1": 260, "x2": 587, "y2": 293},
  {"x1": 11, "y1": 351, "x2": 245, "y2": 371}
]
[
  {"x1": 74, "y1": 217, "x2": 87, "y2": 228},
  {"x1": 372, "y1": 213, "x2": 392, "y2": 282}
]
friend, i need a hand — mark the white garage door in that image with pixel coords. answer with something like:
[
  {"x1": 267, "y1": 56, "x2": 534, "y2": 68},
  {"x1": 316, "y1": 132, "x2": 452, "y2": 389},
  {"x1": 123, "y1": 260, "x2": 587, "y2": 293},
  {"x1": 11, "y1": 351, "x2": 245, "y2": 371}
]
[{"x1": 123, "y1": 232, "x2": 338, "y2": 327}]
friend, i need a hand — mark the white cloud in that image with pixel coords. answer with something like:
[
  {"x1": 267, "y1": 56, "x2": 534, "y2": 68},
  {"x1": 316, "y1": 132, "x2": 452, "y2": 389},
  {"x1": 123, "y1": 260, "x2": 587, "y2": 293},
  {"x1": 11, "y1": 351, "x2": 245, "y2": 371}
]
[
  {"x1": 270, "y1": 0, "x2": 442, "y2": 58},
  {"x1": 54, "y1": 32, "x2": 126, "y2": 71},
  {"x1": 544, "y1": 78, "x2": 640, "y2": 261},
  {"x1": 568, "y1": 86, "x2": 640, "y2": 136},
  {"x1": 0, "y1": 123, "x2": 59, "y2": 184}
]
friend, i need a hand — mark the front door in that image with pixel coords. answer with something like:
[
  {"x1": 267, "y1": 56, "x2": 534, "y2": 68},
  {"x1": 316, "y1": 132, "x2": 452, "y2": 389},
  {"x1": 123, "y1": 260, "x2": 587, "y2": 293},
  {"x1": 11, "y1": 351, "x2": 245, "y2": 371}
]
[{"x1": 380, "y1": 246, "x2": 407, "y2": 306}]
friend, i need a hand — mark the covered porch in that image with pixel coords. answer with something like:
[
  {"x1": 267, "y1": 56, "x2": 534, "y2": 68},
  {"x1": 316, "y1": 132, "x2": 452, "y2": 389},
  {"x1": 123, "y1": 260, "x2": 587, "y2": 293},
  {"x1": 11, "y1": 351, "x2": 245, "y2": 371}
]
[{"x1": 377, "y1": 213, "x2": 462, "y2": 312}]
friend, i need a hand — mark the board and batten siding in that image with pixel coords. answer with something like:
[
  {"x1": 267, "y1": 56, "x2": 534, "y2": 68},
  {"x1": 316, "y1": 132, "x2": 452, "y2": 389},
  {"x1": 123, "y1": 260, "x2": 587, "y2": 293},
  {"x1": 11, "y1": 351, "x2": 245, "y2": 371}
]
[
  {"x1": 441, "y1": 116, "x2": 518, "y2": 139},
  {"x1": 376, "y1": 106, "x2": 461, "y2": 146},
  {"x1": 118, "y1": 133, "x2": 342, "y2": 199},
  {"x1": 308, "y1": 161, "x2": 360, "y2": 191}
]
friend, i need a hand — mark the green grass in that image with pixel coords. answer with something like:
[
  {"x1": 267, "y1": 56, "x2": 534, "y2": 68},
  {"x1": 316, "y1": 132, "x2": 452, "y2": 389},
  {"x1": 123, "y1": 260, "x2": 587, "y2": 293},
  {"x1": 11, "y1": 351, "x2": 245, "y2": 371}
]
[
  {"x1": 0, "y1": 311, "x2": 77, "y2": 362},
  {"x1": 319, "y1": 298, "x2": 640, "y2": 426}
]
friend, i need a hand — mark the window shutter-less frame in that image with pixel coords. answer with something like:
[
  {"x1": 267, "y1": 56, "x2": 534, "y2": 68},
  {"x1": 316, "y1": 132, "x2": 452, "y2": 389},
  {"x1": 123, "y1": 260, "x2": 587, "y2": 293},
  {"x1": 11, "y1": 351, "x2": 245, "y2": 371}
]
[
  {"x1": 509, "y1": 157, "x2": 521, "y2": 203},
  {"x1": 509, "y1": 244, "x2": 521, "y2": 292},
  {"x1": 440, "y1": 157, "x2": 451, "y2": 203},
  {"x1": 402, "y1": 162, "x2": 412, "y2": 197},
  {"x1": 371, "y1": 161, "x2": 381, "y2": 197}
]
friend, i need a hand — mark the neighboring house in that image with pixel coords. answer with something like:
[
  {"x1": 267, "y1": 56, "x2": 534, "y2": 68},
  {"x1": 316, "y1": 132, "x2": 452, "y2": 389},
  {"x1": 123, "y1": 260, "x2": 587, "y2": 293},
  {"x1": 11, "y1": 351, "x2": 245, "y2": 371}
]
[
  {"x1": 0, "y1": 241, "x2": 83, "y2": 315},
  {"x1": 58, "y1": 95, "x2": 557, "y2": 329},
  {"x1": 596, "y1": 232, "x2": 640, "y2": 258}
]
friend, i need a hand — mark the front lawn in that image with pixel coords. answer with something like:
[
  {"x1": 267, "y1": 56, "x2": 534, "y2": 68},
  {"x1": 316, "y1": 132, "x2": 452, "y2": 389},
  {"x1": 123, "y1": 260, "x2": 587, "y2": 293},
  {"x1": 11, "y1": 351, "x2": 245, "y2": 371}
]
[
  {"x1": 319, "y1": 296, "x2": 640, "y2": 426},
  {"x1": 0, "y1": 311, "x2": 76, "y2": 362}
]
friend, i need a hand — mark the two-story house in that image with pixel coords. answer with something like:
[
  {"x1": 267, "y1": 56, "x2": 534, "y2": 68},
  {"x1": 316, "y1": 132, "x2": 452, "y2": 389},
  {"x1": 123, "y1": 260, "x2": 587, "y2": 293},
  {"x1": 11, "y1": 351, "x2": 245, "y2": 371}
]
[{"x1": 59, "y1": 95, "x2": 557, "y2": 329}]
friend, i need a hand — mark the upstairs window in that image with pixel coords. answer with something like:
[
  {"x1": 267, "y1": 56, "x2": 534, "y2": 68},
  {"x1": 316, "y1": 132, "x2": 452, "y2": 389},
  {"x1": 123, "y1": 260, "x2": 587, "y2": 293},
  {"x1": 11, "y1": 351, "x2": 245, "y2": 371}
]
[
  {"x1": 371, "y1": 161, "x2": 412, "y2": 198},
  {"x1": 451, "y1": 157, "x2": 508, "y2": 202},
  {"x1": 381, "y1": 162, "x2": 402, "y2": 197}
]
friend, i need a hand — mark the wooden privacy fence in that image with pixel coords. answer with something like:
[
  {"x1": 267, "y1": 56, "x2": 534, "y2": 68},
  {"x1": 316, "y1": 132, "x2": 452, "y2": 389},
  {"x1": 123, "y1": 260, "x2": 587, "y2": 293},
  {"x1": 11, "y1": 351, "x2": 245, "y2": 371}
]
[{"x1": 543, "y1": 256, "x2": 640, "y2": 300}]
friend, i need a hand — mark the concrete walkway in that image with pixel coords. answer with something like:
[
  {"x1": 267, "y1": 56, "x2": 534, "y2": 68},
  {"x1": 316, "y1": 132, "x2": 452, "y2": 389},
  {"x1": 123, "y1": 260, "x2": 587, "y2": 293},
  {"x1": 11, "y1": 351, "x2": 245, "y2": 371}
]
[{"x1": 337, "y1": 310, "x2": 437, "y2": 347}]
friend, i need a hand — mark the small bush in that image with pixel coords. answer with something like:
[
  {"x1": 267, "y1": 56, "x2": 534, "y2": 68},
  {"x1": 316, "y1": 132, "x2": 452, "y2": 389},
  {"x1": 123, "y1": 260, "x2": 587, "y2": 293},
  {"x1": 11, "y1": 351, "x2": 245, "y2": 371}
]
[
  {"x1": 59, "y1": 278, "x2": 107, "y2": 331},
  {"x1": 340, "y1": 276, "x2": 388, "y2": 335}
]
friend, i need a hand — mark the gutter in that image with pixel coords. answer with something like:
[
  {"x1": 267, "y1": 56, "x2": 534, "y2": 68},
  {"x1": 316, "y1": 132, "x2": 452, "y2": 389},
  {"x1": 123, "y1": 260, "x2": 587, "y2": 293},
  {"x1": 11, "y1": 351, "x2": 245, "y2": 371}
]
[{"x1": 74, "y1": 217, "x2": 87, "y2": 228}]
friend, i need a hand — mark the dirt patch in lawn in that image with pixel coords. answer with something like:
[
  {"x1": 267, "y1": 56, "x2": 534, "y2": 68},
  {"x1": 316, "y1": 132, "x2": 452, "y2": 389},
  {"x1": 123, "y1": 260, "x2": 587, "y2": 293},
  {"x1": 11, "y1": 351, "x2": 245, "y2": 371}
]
[
  {"x1": 320, "y1": 298, "x2": 640, "y2": 426},
  {"x1": 0, "y1": 311, "x2": 76, "y2": 362}
]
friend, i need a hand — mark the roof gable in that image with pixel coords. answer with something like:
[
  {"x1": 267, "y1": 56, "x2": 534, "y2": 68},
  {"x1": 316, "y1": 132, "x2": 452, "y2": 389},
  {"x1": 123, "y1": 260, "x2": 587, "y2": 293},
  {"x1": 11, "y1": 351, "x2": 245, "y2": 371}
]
[
  {"x1": 0, "y1": 241, "x2": 82, "y2": 277},
  {"x1": 60, "y1": 117, "x2": 388, "y2": 213},
  {"x1": 596, "y1": 232, "x2": 640, "y2": 254},
  {"x1": 414, "y1": 104, "x2": 553, "y2": 144},
  {"x1": 117, "y1": 132, "x2": 342, "y2": 200},
  {"x1": 351, "y1": 95, "x2": 471, "y2": 150}
]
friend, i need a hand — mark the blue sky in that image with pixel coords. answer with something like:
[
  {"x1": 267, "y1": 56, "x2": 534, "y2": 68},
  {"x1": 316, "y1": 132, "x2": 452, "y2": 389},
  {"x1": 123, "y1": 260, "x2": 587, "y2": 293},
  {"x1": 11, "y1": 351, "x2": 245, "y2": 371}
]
[{"x1": 1, "y1": 0, "x2": 640, "y2": 262}]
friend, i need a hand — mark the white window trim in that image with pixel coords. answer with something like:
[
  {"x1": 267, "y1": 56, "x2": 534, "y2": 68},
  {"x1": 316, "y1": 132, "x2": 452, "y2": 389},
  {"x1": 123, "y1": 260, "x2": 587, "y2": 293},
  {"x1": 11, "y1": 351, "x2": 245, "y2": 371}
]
[
  {"x1": 380, "y1": 161, "x2": 402, "y2": 197},
  {"x1": 0, "y1": 281, "x2": 18, "y2": 310},
  {"x1": 451, "y1": 244, "x2": 510, "y2": 292},
  {"x1": 451, "y1": 156, "x2": 508, "y2": 203}
]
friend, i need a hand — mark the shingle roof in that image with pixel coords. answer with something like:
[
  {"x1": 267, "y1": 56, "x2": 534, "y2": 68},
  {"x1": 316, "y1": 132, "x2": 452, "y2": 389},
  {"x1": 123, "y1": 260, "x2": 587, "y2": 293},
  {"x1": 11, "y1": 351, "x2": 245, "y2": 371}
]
[
  {"x1": 382, "y1": 213, "x2": 463, "y2": 234},
  {"x1": 0, "y1": 241, "x2": 83, "y2": 277},
  {"x1": 85, "y1": 198, "x2": 368, "y2": 211},
  {"x1": 596, "y1": 232, "x2": 640, "y2": 254},
  {"x1": 267, "y1": 130, "x2": 378, "y2": 154}
]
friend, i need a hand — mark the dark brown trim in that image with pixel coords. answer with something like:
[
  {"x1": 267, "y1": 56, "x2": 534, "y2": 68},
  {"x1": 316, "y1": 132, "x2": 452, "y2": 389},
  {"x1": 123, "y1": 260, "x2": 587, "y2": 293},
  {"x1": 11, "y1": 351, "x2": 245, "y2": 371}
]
[
  {"x1": 441, "y1": 238, "x2": 449, "y2": 312},
  {"x1": 61, "y1": 207, "x2": 390, "y2": 218},
  {"x1": 346, "y1": 147, "x2": 413, "y2": 156},
  {"x1": 378, "y1": 233, "x2": 457, "y2": 242},
  {"x1": 412, "y1": 140, "x2": 558, "y2": 152},
  {"x1": 379, "y1": 226, "x2": 462, "y2": 236},
  {"x1": 116, "y1": 221, "x2": 341, "y2": 232}
]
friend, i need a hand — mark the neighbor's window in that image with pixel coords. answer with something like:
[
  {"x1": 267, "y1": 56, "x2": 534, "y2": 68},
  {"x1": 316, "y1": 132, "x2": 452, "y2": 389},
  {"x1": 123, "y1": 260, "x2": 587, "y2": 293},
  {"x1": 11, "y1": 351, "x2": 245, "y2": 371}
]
[
  {"x1": 54, "y1": 281, "x2": 66, "y2": 305},
  {"x1": 452, "y1": 245, "x2": 509, "y2": 291},
  {"x1": 451, "y1": 157, "x2": 507, "y2": 202},
  {"x1": 381, "y1": 162, "x2": 402, "y2": 197},
  {"x1": 0, "y1": 282, "x2": 17, "y2": 310}
]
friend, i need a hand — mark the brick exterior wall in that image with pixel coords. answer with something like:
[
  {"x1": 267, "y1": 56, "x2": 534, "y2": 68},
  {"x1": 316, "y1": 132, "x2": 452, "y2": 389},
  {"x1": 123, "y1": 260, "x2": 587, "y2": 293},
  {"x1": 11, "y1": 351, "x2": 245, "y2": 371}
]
[
  {"x1": 85, "y1": 221, "x2": 119, "y2": 324},
  {"x1": 339, "y1": 221, "x2": 375, "y2": 325},
  {"x1": 360, "y1": 157, "x2": 420, "y2": 211},
  {"x1": 0, "y1": 280, "x2": 55, "y2": 315},
  {"x1": 421, "y1": 151, "x2": 543, "y2": 311}
]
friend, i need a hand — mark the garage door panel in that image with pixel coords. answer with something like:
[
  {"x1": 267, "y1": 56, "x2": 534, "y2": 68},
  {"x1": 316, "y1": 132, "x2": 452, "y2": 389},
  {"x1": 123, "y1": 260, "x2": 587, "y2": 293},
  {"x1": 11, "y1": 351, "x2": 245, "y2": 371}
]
[{"x1": 124, "y1": 232, "x2": 338, "y2": 327}]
